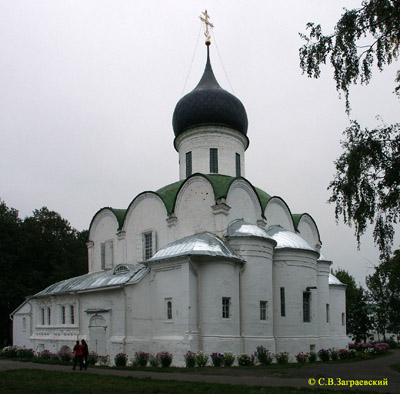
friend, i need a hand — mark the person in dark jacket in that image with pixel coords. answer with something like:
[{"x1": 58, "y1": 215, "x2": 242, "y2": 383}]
[
  {"x1": 81, "y1": 339, "x2": 89, "y2": 369},
  {"x1": 73, "y1": 340, "x2": 83, "y2": 370}
]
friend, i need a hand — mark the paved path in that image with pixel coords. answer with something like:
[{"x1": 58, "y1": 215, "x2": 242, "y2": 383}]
[{"x1": 1, "y1": 350, "x2": 399, "y2": 392}]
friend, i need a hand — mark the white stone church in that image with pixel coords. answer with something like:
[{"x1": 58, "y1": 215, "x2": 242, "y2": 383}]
[{"x1": 12, "y1": 38, "x2": 347, "y2": 363}]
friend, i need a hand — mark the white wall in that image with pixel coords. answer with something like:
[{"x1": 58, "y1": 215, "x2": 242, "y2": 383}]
[{"x1": 175, "y1": 127, "x2": 247, "y2": 179}]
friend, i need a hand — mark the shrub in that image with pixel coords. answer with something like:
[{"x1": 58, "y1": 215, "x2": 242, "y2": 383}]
[
  {"x1": 16, "y1": 347, "x2": 34, "y2": 359},
  {"x1": 256, "y1": 346, "x2": 272, "y2": 365},
  {"x1": 157, "y1": 352, "x2": 173, "y2": 368},
  {"x1": 237, "y1": 353, "x2": 256, "y2": 366},
  {"x1": 37, "y1": 350, "x2": 55, "y2": 360},
  {"x1": 295, "y1": 352, "x2": 309, "y2": 363},
  {"x1": 2, "y1": 346, "x2": 18, "y2": 358},
  {"x1": 130, "y1": 358, "x2": 139, "y2": 367},
  {"x1": 349, "y1": 349, "x2": 357, "y2": 358},
  {"x1": 87, "y1": 351, "x2": 99, "y2": 366},
  {"x1": 114, "y1": 353, "x2": 128, "y2": 367},
  {"x1": 184, "y1": 351, "x2": 196, "y2": 368},
  {"x1": 57, "y1": 350, "x2": 72, "y2": 363},
  {"x1": 374, "y1": 343, "x2": 390, "y2": 354},
  {"x1": 318, "y1": 349, "x2": 330, "y2": 362},
  {"x1": 149, "y1": 354, "x2": 160, "y2": 367},
  {"x1": 338, "y1": 349, "x2": 349, "y2": 360},
  {"x1": 210, "y1": 352, "x2": 224, "y2": 367},
  {"x1": 223, "y1": 352, "x2": 235, "y2": 367},
  {"x1": 195, "y1": 351, "x2": 208, "y2": 367},
  {"x1": 330, "y1": 349, "x2": 339, "y2": 361},
  {"x1": 135, "y1": 351, "x2": 149, "y2": 367},
  {"x1": 309, "y1": 351, "x2": 317, "y2": 363},
  {"x1": 275, "y1": 351, "x2": 289, "y2": 364},
  {"x1": 98, "y1": 355, "x2": 109, "y2": 366}
]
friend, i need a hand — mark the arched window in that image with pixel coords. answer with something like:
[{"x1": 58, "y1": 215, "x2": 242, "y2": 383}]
[
  {"x1": 166, "y1": 300, "x2": 172, "y2": 320},
  {"x1": 114, "y1": 265, "x2": 129, "y2": 275}
]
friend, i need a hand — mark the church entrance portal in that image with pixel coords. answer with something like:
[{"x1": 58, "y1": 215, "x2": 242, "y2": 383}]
[{"x1": 89, "y1": 315, "x2": 107, "y2": 356}]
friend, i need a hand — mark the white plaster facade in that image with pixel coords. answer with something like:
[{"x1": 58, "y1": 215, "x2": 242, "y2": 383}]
[{"x1": 12, "y1": 44, "x2": 347, "y2": 365}]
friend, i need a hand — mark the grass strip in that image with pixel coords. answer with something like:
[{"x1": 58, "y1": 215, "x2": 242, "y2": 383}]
[{"x1": 0, "y1": 369, "x2": 395, "y2": 394}]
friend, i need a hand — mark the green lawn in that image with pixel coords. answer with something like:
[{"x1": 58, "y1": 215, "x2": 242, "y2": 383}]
[{"x1": 0, "y1": 370, "x2": 394, "y2": 394}]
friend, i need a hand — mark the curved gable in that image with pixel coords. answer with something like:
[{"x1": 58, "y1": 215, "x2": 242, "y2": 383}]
[
  {"x1": 174, "y1": 175, "x2": 215, "y2": 236},
  {"x1": 293, "y1": 213, "x2": 321, "y2": 249},
  {"x1": 123, "y1": 192, "x2": 168, "y2": 231},
  {"x1": 264, "y1": 197, "x2": 295, "y2": 231},
  {"x1": 124, "y1": 192, "x2": 169, "y2": 263},
  {"x1": 226, "y1": 179, "x2": 263, "y2": 223},
  {"x1": 89, "y1": 208, "x2": 121, "y2": 241}
]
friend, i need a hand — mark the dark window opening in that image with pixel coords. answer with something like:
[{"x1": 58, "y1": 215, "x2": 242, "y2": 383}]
[
  {"x1": 186, "y1": 151, "x2": 192, "y2": 177},
  {"x1": 280, "y1": 287, "x2": 286, "y2": 317},
  {"x1": 222, "y1": 297, "x2": 230, "y2": 318},
  {"x1": 210, "y1": 148, "x2": 218, "y2": 173},
  {"x1": 303, "y1": 292, "x2": 311, "y2": 322},
  {"x1": 236, "y1": 153, "x2": 241, "y2": 177}
]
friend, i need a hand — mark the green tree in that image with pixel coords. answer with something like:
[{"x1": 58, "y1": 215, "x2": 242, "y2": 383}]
[
  {"x1": 299, "y1": 0, "x2": 400, "y2": 258},
  {"x1": 334, "y1": 269, "x2": 372, "y2": 342},
  {"x1": 0, "y1": 200, "x2": 22, "y2": 346},
  {"x1": 366, "y1": 250, "x2": 400, "y2": 337},
  {"x1": 0, "y1": 201, "x2": 88, "y2": 345}
]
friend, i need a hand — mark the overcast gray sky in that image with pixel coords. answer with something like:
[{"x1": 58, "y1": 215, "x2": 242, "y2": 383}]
[{"x1": 1, "y1": 0, "x2": 398, "y2": 285}]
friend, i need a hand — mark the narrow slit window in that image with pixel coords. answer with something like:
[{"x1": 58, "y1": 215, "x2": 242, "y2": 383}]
[
  {"x1": 100, "y1": 243, "x2": 105, "y2": 270},
  {"x1": 280, "y1": 287, "x2": 286, "y2": 317},
  {"x1": 41, "y1": 308, "x2": 45, "y2": 325},
  {"x1": 143, "y1": 232, "x2": 153, "y2": 260},
  {"x1": 260, "y1": 300, "x2": 267, "y2": 320},
  {"x1": 236, "y1": 153, "x2": 241, "y2": 177},
  {"x1": 47, "y1": 308, "x2": 51, "y2": 325},
  {"x1": 222, "y1": 297, "x2": 230, "y2": 318},
  {"x1": 166, "y1": 300, "x2": 172, "y2": 320},
  {"x1": 326, "y1": 304, "x2": 330, "y2": 323},
  {"x1": 186, "y1": 151, "x2": 192, "y2": 178},
  {"x1": 61, "y1": 306, "x2": 66, "y2": 325},
  {"x1": 70, "y1": 305, "x2": 75, "y2": 325},
  {"x1": 303, "y1": 292, "x2": 311, "y2": 322},
  {"x1": 210, "y1": 148, "x2": 218, "y2": 173}
]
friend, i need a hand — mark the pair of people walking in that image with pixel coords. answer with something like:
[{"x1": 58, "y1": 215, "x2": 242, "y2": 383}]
[{"x1": 73, "y1": 339, "x2": 89, "y2": 370}]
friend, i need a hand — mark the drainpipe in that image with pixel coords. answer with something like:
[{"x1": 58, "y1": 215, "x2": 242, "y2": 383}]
[
  {"x1": 239, "y1": 262, "x2": 246, "y2": 354},
  {"x1": 123, "y1": 284, "x2": 127, "y2": 354}
]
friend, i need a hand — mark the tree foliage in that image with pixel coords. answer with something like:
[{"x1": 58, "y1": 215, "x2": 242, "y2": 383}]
[
  {"x1": 333, "y1": 269, "x2": 372, "y2": 342},
  {"x1": 366, "y1": 250, "x2": 400, "y2": 337},
  {"x1": 300, "y1": 1, "x2": 400, "y2": 257},
  {"x1": 299, "y1": 0, "x2": 400, "y2": 112},
  {"x1": 0, "y1": 200, "x2": 88, "y2": 346},
  {"x1": 328, "y1": 121, "x2": 400, "y2": 258}
]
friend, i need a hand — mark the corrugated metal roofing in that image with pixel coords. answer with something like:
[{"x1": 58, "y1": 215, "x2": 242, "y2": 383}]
[
  {"x1": 329, "y1": 273, "x2": 346, "y2": 286},
  {"x1": 226, "y1": 220, "x2": 274, "y2": 240},
  {"x1": 34, "y1": 264, "x2": 148, "y2": 297},
  {"x1": 147, "y1": 232, "x2": 244, "y2": 262},
  {"x1": 265, "y1": 225, "x2": 315, "y2": 252}
]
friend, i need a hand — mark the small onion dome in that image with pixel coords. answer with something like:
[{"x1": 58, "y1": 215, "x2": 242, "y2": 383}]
[{"x1": 172, "y1": 46, "x2": 248, "y2": 137}]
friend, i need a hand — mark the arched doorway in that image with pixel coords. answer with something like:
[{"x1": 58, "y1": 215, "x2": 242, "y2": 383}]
[{"x1": 89, "y1": 315, "x2": 107, "y2": 356}]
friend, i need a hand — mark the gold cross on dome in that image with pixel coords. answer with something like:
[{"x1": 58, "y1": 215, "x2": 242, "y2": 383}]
[{"x1": 199, "y1": 10, "x2": 214, "y2": 44}]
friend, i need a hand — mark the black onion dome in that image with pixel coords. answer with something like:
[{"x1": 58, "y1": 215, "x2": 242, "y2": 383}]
[{"x1": 173, "y1": 46, "x2": 248, "y2": 137}]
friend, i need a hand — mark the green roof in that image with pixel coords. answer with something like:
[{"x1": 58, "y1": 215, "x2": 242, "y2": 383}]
[
  {"x1": 110, "y1": 208, "x2": 126, "y2": 230},
  {"x1": 292, "y1": 213, "x2": 303, "y2": 228},
  {"x1": 156, "y1": 174, "x2": 272, "y2": 216},
  {"x1": 90, "y1": 174, "x2": 317, "y2": 237}
]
